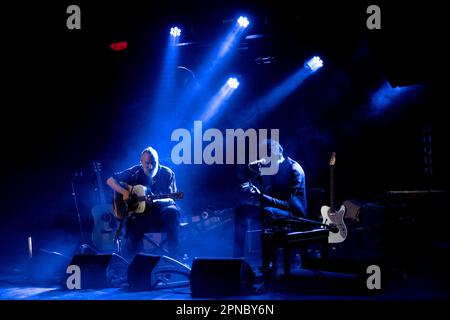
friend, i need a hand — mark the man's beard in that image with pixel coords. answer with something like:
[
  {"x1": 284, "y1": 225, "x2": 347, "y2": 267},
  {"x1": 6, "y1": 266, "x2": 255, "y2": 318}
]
[{"x1": 144, "y1": 163, "x2": 158, "y2": 178}]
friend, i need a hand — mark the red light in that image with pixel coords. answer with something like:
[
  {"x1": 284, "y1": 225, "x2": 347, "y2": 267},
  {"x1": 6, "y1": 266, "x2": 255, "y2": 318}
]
[{"x1": 110, "y1": 41, "x2": 128, "y2": 51}]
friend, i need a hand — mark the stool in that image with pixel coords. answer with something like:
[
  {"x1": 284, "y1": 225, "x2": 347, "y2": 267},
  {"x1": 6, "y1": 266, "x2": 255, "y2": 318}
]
[{"x1": 264, "y1": 228, "x2": 329, "y2": 275}]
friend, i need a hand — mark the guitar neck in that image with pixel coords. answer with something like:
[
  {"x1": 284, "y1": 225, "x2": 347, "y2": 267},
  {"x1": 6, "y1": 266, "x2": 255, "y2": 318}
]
[
  {"x1": 330, "y1": 166, "x2": 335, "y2": 211},
  {"x1": 136, "y1": 193, "x2": 181, "y2": 202},
  {"x1": 94, "y1": 163, "x2": 107, "y2": 205},
  {"x1": 97, "y1": 180, "x2": 107, "y2": 205}
]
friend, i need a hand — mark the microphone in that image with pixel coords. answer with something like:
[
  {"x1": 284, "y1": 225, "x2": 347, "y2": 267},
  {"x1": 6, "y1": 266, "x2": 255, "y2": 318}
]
[{"x1": 248, "y1": 158, "x2": 267, "y2": 166}]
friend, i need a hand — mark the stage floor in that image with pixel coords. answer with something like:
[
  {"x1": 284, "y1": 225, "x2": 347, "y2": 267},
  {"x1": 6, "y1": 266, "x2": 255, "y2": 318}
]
[{"x1": 1, "y1": 260, "x2": 449, "y2": 300}]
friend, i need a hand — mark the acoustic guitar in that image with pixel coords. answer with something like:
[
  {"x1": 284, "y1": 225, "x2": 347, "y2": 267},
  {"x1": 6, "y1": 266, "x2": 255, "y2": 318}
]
[
  {"x1": 91, "y1": 161, "x2": 117, "y2": 252},
  {"x1": 113, "y1": 182, "x2": 184, "y2": 220}
]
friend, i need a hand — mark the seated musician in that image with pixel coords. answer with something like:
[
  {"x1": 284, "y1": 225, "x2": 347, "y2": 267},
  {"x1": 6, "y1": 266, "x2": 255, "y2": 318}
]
[
  {"x1": 106, "y1": 146, "x2": 181, "y2": 261},
  {"x1": 233, "y1": 139, "x2": 308, "y2": 273}
]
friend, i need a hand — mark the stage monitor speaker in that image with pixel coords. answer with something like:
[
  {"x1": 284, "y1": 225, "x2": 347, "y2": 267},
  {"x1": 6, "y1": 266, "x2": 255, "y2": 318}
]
[
  {"x1": 127, "y1": 254, "x2": 191, "y2": 291},
  {"x1": 68, "y1": 253, "x2": 128, "y2": 289},
  {"x1": 190, "y1": 257, "x2": 255, "y2": 297}
]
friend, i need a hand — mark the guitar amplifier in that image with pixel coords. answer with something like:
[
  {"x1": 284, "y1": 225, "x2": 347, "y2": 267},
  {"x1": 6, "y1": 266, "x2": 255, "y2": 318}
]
[
  {"x1": 344, "y1": 202, "x2": 415, "y2": 259},
  {"x1": 349, "y1": 203, "x2": 385, "y2": 256},
  {"x1": 190, "y1": 258, "x2": 255, "y2": 297}
]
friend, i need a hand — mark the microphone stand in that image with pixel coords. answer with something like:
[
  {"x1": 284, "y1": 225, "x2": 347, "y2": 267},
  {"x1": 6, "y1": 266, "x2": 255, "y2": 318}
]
[
  {"x1": 71, "y1": 180, "x2": 86, "y2": 245},
  {"x1": 290, "y1": 216, "x2": 339, "y2": 233},
  {"x1": 254, "y1": 164, "x2": 270, "y2": 287},
  {"x1": 71, "y1": 178, "x2": 97, "y2": 254}
]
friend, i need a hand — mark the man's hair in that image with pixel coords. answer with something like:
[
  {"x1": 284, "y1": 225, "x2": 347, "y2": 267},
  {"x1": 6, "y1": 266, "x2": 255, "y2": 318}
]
[
  {"x1": 262, "y1": 139, "x2": 283, "y2": 156},
  {"x1": 141, "y1": 146, "x2": 159, "y2": 166}
]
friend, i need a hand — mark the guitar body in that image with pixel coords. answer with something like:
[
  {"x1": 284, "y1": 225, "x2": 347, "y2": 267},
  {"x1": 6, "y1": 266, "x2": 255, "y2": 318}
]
[
  {"x1": 320, "y1": 152, "x2": 348, "y2": 244},
  {"x1": 321, "y1": 204, "x2": 347, "y2": 243},
  {"x1": 126, "y1": 184, "x2": 148, "y2": 214},
  {"x1": 113, "y1": 183, "x2": 184, "y2": 219},
  {"x1": 113, "y1": 184, "x2": 148, "y2": 219},
  {"x1": 91, "y1": 203, "x2": 117, "y2": 252}
]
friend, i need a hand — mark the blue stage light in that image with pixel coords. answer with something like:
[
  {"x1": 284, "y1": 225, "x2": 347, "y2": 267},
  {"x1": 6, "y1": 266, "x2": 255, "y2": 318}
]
[
  {"x1": 227, "y1": 77, "x2": 239, "y2": 89},
  {"x1": 305, "y1": 56, "x2": 323, "y2": 72},
  {"x1": 170, "y1": 27, "x2": 181, "y2": 37},
  {"x1": 237, "y1": 16, "x2": 249, "y2": 28}
]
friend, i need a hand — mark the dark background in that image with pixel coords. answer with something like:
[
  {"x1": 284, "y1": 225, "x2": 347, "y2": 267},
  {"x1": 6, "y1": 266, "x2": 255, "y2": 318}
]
[{"x1": 1, "y1": 1, "x2": 446, "y2": 263}]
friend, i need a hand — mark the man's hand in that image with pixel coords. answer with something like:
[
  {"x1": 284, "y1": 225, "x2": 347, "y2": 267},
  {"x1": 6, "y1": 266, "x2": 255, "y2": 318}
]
[
  {"x1": 241, "y1": 182, "x2": 262, "y2": 196},
  {"x1": 239, "y1": 182, "x2": 261, "y2": 206},
  {"x1": 122, "y1": 190, "x2": 130, "y2": 201}
]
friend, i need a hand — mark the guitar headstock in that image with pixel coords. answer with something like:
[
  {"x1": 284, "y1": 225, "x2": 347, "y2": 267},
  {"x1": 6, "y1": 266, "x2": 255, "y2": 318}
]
[{"x1": 329, "y1": 152, "x2": 336, "y2": 167}]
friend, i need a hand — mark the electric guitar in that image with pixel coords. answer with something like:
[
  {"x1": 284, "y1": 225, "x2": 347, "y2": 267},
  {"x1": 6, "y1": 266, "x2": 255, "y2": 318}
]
[
  {"x1": 113, "y1": 183, "x2": 184, "y2": 220},
  {"x1": 91, "y1": 161, "x2": 117, "y2": 252},
  {"x1": 320, "y1": 152, "x2": 348, "y2": 243}
]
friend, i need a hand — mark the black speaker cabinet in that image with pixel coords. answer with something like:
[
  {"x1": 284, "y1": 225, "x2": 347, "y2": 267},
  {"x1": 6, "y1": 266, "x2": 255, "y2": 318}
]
[
  {"x1": 68, "y1": 254, "x2": 113, "y2": 289},
  {"x1": 127, "y1": 254, "x2": 191, "y2": 291},
  {"x1": 190, "y1": 258, "x2": 255, "y2": 297},
  {"x1": 68, "y1": 253, "x2": 128, "y2": 289}
]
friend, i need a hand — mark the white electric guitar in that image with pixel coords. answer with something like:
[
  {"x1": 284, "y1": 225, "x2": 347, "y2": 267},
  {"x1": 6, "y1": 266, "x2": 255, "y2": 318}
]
[{"x1": 320, "y1": 152, "x2": 348, "y2": 243}]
